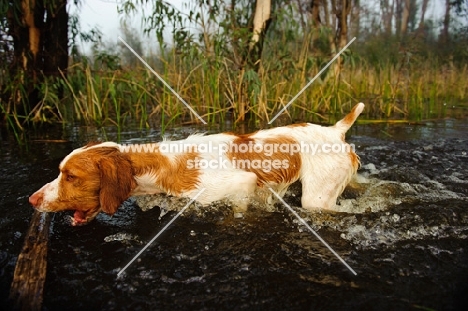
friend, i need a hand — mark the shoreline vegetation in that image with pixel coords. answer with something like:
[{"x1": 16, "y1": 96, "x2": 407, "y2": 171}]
[
  {"x1": 3, "y1": 44, "x2": 467, "y2": 130},
  {"x1": 1, "y1": 1, "x2": 467, "y2": 134},
  {"x1": 4, "y1": 50, "x2": 467, "y2": 130}
]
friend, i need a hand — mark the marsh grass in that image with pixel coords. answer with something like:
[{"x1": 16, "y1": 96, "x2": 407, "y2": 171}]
[{"x1": 1, "y1": 46, "x2": 467, "y2": 132}]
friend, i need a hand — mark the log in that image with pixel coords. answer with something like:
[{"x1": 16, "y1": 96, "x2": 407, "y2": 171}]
[{"x1": 9, "y1": 211, "x2": 51, "y2": 311}]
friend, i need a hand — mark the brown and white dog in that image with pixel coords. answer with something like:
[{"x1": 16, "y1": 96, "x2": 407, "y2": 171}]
[{"x1": 29, "y1": 103, "x2": 364, "y2": 225}]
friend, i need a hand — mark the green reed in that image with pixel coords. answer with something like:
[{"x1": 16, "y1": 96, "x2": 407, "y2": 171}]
[{"x1": 1, "y1": 45, "x2": 467, "y2": 132}]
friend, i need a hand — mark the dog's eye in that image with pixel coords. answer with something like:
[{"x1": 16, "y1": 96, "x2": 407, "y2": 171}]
[{"x1": 66, "y1": 174, "x2": 75, "y2": 182}]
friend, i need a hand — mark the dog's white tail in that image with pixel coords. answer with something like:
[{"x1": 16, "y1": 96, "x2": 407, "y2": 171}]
[{"x1": 334, "y1": 102, "x2": 365, "y2": 133}]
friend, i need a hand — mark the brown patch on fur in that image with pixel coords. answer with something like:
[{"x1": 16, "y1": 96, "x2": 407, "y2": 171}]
[
  {"x1": 340, "y1": 104, "x2": 362, "y2": 128},
  {"x1": 97, "y1": 149, "x2": 136, "y2": 214},
  {"x1": 286, "y1": 123, "x2": 308, "y2": 128},
  {"x1": 224, "y1": 132, "x2": 256, "y2": 141},
  {"x1": 127, "y1": 144, "x2": 200, "y2": 195},
  {"x1": 42, "y1": 147, "x2": 137, "y2": 223},
  {"x1": 226, "y1": 135, "x2": 301, "y2": 186},
  {"x1": 349, "y1": 151, "x2": 360, "y2": 171}
]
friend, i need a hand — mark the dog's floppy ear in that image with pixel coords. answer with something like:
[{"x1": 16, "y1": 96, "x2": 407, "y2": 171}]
[{"x1": 98, "y1": 150, "x2": 135, "y2": 215}]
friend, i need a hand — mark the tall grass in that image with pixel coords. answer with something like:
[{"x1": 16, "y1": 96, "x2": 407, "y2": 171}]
[{"x1": 1, "y1": 43, "x2": 467, "y2": 131}]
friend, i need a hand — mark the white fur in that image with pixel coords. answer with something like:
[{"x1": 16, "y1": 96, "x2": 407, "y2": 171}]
[
  {"x1": 30, "y1": 103, "x2": 364, "y2": 221},
  {"x1": 133, "y1": 173, "x2": 162, "y2": 195}
]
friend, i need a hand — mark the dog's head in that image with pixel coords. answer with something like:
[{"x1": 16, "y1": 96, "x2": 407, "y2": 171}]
[{"x1": 29, "y1": 142, "x2": 135, "y2": 225}]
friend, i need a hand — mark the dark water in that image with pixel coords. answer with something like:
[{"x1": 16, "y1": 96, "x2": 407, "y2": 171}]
[{"x1": 1, "y1": 119, "x2": 467, "y2": 310}]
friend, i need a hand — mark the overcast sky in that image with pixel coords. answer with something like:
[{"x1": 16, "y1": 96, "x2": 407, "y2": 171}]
[
  {"x1": 77, "y1": 0, "x2": 122, "y2": 37},
  {"x1": 70, "y1": 0, "x2": 185, "y2": 53},
  {"x1": 72, "y1": 0, "x2": 450, "y2": 54}
]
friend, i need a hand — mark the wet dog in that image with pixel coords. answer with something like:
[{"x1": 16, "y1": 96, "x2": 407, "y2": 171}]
[{"x1": 29, "y1": 103, "x2": 364, "y2": 225}]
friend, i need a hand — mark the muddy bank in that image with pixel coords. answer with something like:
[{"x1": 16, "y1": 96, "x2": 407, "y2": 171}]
[{"x1": 0, "y1": 122, "x2": 467, "y2": 310}]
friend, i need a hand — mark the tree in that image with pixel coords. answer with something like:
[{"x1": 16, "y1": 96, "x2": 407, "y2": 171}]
[
  {"x1": 440, "y1": 0, "x2": 451, "y2": 45},
  {"x1": 333, "y1": 0, "x2": 352, "y2": 50},
  {"x1": 308, "y1": 0, "x2": 352, "y2": 79},
  {"x1": 400, "y1": 0, "x2": 411, "y2": 36},
  {"x1": 120, "y1": 0, "x2": 274, "y2": 122},
  {"x1": 249, "y1": 0, "x2": 272, "y2": 63},
  {"x1": 418, "y1": 0, "x2": 430, "y2": 29},
  {"x1": 381, "y1": 0, "x2": 394, "y2": 35},
  {"x1": 331, "y1": 0, "x2": 352, "y2": 78},
  {"x1": 2, "y1": 0, "x2": 69, "y2": 118},
  {"x1": 242, "y1": 0, "x2": 272, "y2": 121}
]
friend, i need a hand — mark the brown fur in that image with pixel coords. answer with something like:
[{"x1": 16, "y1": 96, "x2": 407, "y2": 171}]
[
  {"x1": 127, "y1": 145, "x2": 200, "y2": 195},
  {"x1": 341, "y1": 103, "x2": 362, "y2": 126},
  {"x1": 29, "y1": 103, "x2": 365, "y2": 225},
  {"x1": 60, "y1": 147, "x2": 136, "y2": 220},
  {"x1": 286, "y1": 123, "x2": 308, "y2": 128},
  {"x1": 227, "y1": 135, "x2": 301, "y2": 186}
]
